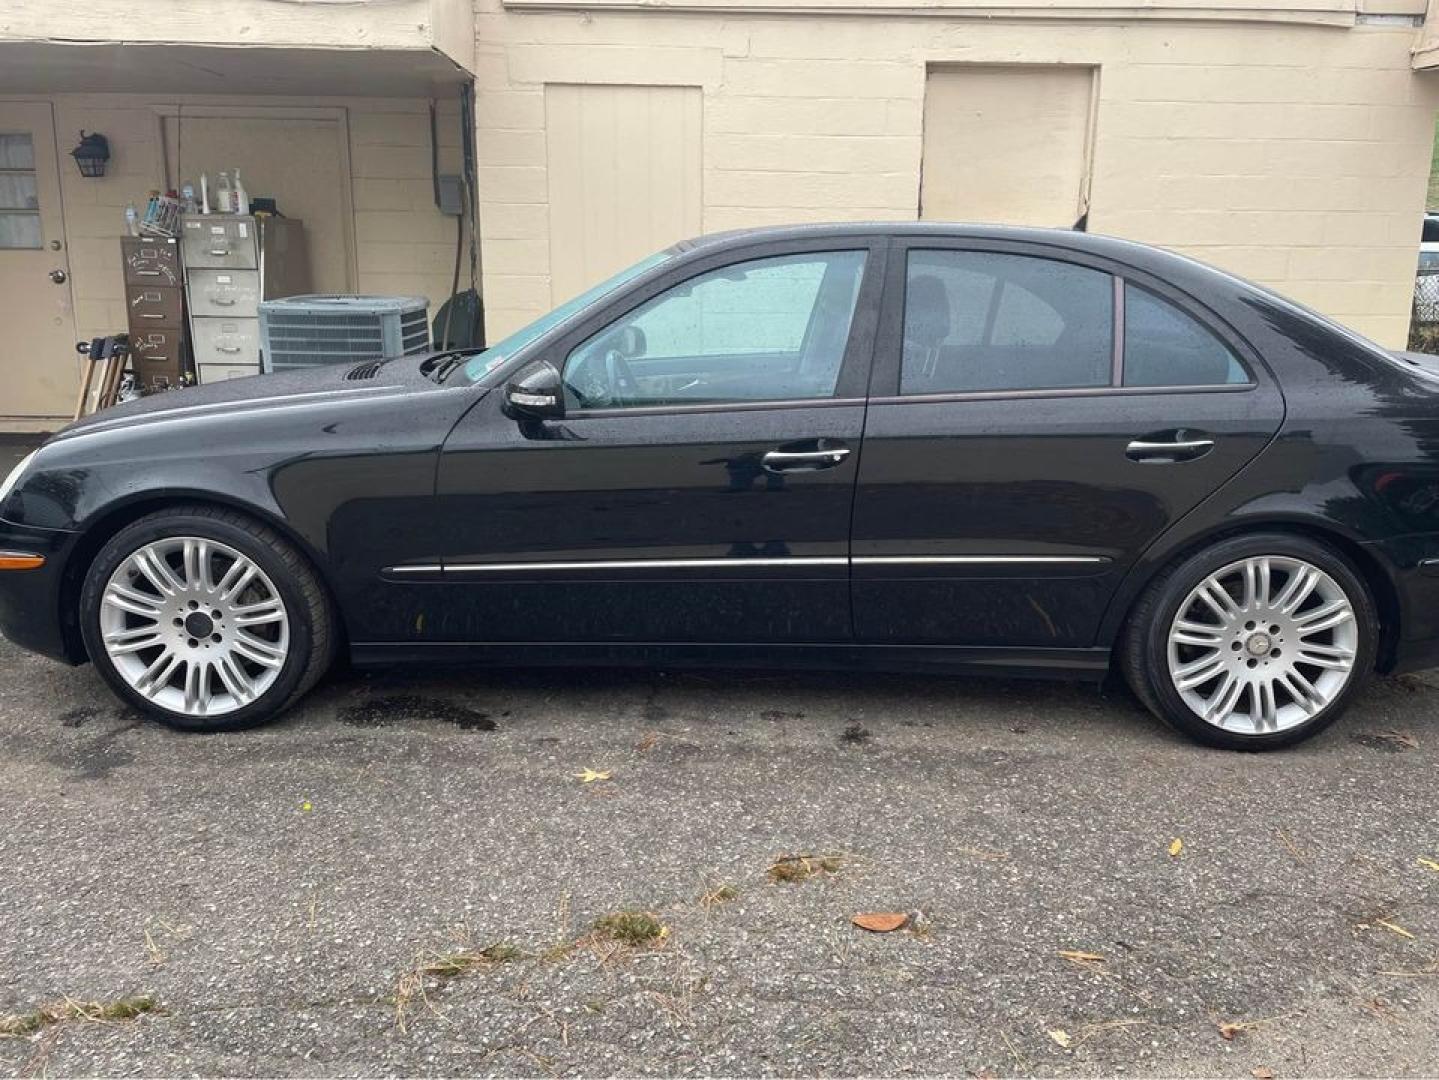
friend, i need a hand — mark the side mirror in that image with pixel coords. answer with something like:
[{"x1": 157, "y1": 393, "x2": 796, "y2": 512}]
[{"x1": 502, "y1": 359, "x2": 564, "y2": 421}]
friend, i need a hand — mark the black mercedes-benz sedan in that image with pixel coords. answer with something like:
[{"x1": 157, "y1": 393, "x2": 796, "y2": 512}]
[{"x1": 4, "y1": 223, "x2": 1439, "y2": 749}]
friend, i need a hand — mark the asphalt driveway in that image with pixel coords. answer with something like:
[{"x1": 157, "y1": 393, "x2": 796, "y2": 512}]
[{"x1": 2, "y1": 622, "x2": 1439, "y2": 1077}]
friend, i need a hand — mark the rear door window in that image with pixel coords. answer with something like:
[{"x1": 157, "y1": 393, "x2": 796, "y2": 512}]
[{"x1": 900, "y1": 250, "x2": 1113, "y2": 394}]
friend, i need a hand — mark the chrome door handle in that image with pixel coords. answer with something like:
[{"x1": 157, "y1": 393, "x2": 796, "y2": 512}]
[
  {"x1": 1126, "y1": 437, "x2": 1215, "y2": 462},
  {"x1": 761, "y1": 447, "x2": 851, "y2": 473}
]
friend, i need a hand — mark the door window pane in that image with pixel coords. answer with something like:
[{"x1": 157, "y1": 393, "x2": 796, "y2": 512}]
[
  {"x1": 0, "y1": 134, "x2": 35, "y2": 170},
  {"x1": 1123, "y1": 284, "x2": 1248, "y2": 386},
  {"x1": 901, "y1": 251, "x2": 1113, "y2": 394},
  {"x1": 0, "y1": 133, "x2": 41, "y2": 250},
  {"x1": 563, "y1": 250, "x2": 867, "y2": 409},
  {"x1": 0, "y1": 173, "x2": 38, "y2": 210},
  {"x1": 0, "y1": 214, "x2": 41, "y2": 249}
]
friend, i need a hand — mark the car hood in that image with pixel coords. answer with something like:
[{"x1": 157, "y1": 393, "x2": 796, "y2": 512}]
[
  {"x1": 1390, "y1": 350, "x2": 1439, "y2": 382},
  {"x1": 51, "y1": 355, "x2": 452, "y2": 444}
]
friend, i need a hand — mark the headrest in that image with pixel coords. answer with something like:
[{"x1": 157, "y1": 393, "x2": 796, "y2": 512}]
[{"x1": 905, "y1": 274, "x2": 950, "y2": 346}]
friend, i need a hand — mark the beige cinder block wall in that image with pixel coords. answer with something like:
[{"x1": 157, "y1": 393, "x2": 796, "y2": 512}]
[
  {"x1": 34, "y1": 94, "x2": 462, "y2": 347},
  {"x1": 473, "y1": 0, "x2": 1439, "y2": 348}
]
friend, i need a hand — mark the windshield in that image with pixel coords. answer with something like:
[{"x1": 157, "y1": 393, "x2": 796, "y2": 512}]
[{"x1": 455, "y1": 251, "x2": 674, "y2": 383}]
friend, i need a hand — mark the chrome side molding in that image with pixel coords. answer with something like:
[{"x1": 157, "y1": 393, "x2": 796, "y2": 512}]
[{"x1": 384, "y1": 554, "x2": 1110, "y2": 575}]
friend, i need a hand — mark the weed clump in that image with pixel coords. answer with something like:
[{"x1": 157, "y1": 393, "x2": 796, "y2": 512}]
[
  {"x1": 592, "y1": 910, "x2": 667, "y2": 947},
  {"x1": 699, "y1": 884, "x2": 740, "y2": 909},
  {"x1": 766, "y1": 855, "x2": 842, "y2": 884},
  {"x1": 0, "y1": 995, "x2": 157, "y2": 1037},
  {"x1": 419, "y1": 943, "x2": 523, "y2": 979}
]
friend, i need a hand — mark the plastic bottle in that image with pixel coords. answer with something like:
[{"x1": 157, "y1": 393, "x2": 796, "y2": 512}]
[
  {"x1": 123, "y1": 202, "x2": 139, "y2": 237},
  {"x1": 215, "y1": 170, "x2": 233, "y2": 214},
  {"x1": 180, "y1": 181, "x2": 197, "y2": 214},
  {"x1": 232, "y1": 169, "x2": 248, "y2": 216}
]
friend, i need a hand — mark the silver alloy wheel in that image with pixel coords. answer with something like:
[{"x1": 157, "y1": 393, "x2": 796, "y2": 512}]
[
  {"x1": 1166, "y1": 555, "x2": 1358, "y2": 735},
  {"x1": 98, "y1": 536, "x2": 290, "y2": 718}
]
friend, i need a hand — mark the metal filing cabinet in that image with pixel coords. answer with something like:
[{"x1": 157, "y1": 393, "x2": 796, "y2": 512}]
[
  {"x1": 121, "y1": 237, "x2": 190, "y2": 392},
  {"x1": 180, "y1": 214, "x2": 309, "y2": 383}
]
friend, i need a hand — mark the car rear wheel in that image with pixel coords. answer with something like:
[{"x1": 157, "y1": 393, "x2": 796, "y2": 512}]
[
  {"x1": 1122, "y1": 533, "x2": 1377, "y2": 750},
  {"x1": 79, "y1": 505, "x2": 333, "y2": 732}
]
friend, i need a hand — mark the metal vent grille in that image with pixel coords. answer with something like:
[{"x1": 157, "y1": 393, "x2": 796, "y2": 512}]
[
  {"x1": 258, "y1": 295, "x2": 430, "y2": 373},
  {"x1": 345, "y1": 360, "x2": 387, "y2": 381}
]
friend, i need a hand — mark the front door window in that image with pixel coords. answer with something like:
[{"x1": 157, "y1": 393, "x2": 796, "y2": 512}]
[{"x1": 562, "y1": 250, "x2": 867, "y2": 409}]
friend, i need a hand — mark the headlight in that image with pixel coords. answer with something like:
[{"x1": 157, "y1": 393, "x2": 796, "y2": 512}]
[{"x1": 0, "y1": 450, "x2": 36, "y2": 509}]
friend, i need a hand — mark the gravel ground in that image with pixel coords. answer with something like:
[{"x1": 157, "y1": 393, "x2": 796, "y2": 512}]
[
  {"x1": 2, "y1": 435, "x2": 1439, "y2": 1077},
  {"x1": 1, "y1": 634, "x2": 1438, "y2": 1078}
]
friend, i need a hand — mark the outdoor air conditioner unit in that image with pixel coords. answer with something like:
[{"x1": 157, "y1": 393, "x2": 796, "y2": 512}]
[{"x1": 258, "y1": 295, "x2": 431, "y2": 372}]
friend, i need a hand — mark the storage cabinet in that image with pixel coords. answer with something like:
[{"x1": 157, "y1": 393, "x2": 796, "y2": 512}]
[
  {"x1": 191, "y1": 317, "x2": 261, "y2": 369},
  {"x1": 125, "y1": 285, "x2": 186, "y2": 326},
  {"x1": 179, "y1": 214, "x2": 308, "y2": 383},
  {"x1": 122, "y1": 239, "x2": 182, "y2": 286},
  {"x1": 186, "y1": 269, "x2": 261, "y2": 318},
  {"x1": 120, "y1": 237, "x2": 188, "y2": 392},
  {"x1": 180, "y1": 216, "x2": 259, "y2": 270}
]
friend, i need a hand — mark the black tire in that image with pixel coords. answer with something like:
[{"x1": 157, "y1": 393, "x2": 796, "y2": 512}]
[
  {"x1": 1120, "y1": 532, "x2": 1378, "y2": 751},
  {"x1": 79, "y1": 504, "x2": 334, "y2": 732}
]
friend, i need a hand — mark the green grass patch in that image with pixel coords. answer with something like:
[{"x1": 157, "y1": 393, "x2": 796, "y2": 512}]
[
  {"x1": 592, "y1": 910, "x2": 667, "y2": 947},
  {"x1": 0, "y1": 995, "x2": 157, "y2": 1037}
]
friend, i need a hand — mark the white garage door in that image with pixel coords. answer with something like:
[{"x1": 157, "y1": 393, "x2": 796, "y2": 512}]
[
  {"x1": 545, "y1": 84, "x2": 702, "y2": 306},
  {"x1": 921, "y1": 65, "x2": 1096, "y2": 229}
]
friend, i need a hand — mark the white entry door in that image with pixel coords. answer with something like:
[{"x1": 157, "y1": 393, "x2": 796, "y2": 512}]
[{"x1": 0, "y1": 102, "x2": 76, "y2": 420}]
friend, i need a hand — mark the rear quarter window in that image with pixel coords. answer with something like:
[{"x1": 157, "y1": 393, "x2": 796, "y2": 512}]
[{"x1": 1123, "y1": 284, "x2": 1249, "y2": 387}]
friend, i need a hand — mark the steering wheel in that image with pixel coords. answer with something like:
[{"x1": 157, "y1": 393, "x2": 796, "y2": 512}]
[{"x1": 603, "y1": 349, "x2": 640, "y2": 406}]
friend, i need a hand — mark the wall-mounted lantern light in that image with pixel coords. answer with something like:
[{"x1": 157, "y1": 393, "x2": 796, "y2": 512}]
[{"x1": 69, "y1": 131, "x2": 110, "y2": 178}]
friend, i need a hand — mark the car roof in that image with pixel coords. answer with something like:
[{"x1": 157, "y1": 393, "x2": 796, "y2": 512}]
[
  {"x1": 673, "y1": 221, "x2": 1396, "y2": 365},
  {"x1": 675, "y1": 221, "x2": 1240, "y2": 292}
]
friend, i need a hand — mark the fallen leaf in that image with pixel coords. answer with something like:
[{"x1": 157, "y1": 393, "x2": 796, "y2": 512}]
[
  {"x1": 1252, "y1": 1068, "x2": 1275, "y2": 1079},
  {"x1": 575, "y1": 768, "x2": 612, "y2": 784},
  {"x1": 1218, "y1": 1012, "x2": 1296, "y2": 1042},
  {"x1": 1058, "y1": 949, "x2": 1105, "y2": 964},
  {"x1": 1047, "y1": 1029, "x2": 1072, "y2": 1049},
  {"x1": 1375, "y1": 918, "x2": 1416, "y2": 940},
  {"x1": 1418, "y1": 857, "x2": 1439, "y2": 873},
  {"x1": 300, "y1": 800, "x2": 313, "y2": 813},
  {"x1": 1168, "y1": 837, "x2": 1184, "y2": 858},
  {"x1": 634, "y1": 732, "x2": 659, "y2": 752},
  {"x1": 1377, "y1": 730, "x2": 1419, "y2": 750},
  {"x1": 852, "y1": 912, "x2": 909, "y2": 933}
]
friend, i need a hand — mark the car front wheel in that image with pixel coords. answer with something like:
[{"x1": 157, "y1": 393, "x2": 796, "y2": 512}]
[
  {"x1": 1122, "y1": 533, "x2": 1377, "y2": 750},
  {"x1": 79, "y1": 505, "x2": 333, "y2": 732}
]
